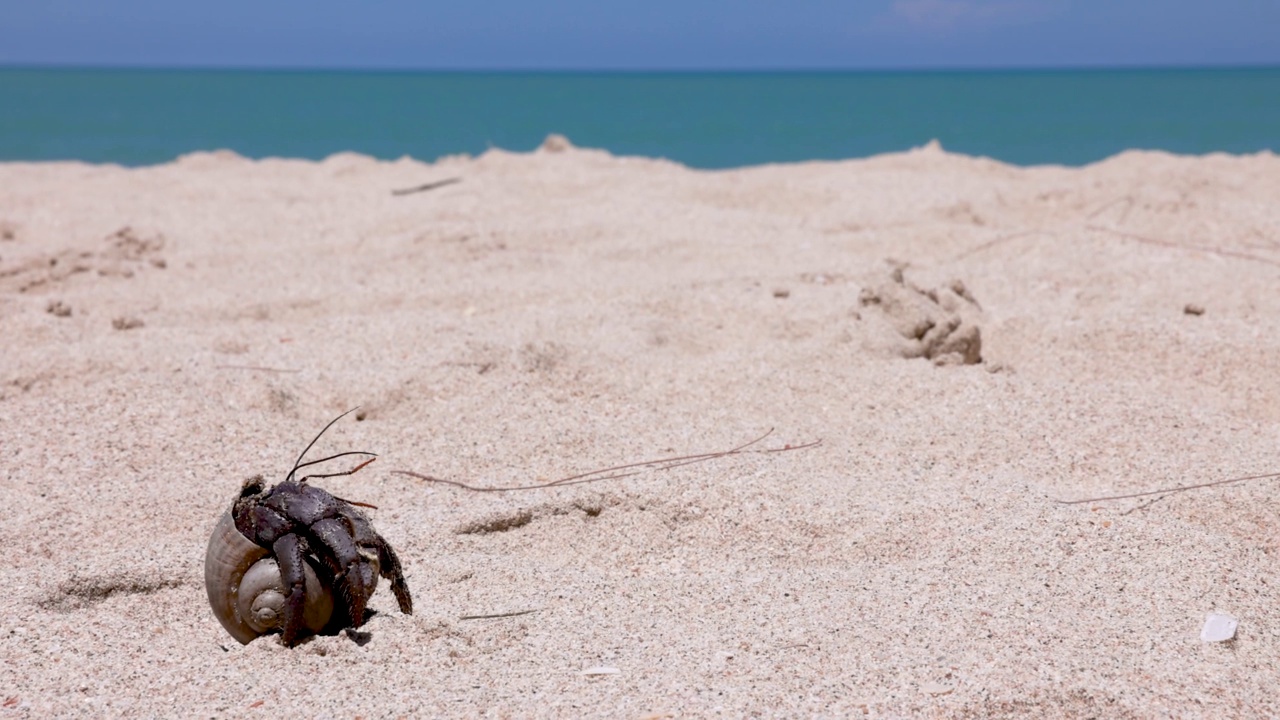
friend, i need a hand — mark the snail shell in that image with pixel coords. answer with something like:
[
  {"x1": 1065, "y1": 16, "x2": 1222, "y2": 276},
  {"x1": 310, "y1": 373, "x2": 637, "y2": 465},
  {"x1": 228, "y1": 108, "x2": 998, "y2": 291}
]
[{"x1": 204, "y1": 511, "x2": 334, "y2": 644}]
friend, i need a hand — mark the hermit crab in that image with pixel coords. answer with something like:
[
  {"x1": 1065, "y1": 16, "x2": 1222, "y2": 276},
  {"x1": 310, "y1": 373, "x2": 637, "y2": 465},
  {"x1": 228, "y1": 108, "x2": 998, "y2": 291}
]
[{"x1": 204, "y1": 410, "x2": 413, "y2": 646}]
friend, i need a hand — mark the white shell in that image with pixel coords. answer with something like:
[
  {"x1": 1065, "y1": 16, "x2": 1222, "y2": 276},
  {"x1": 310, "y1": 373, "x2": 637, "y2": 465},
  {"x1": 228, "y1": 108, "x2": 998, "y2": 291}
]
[
  {"x1": 204, "y1": 511, "x2": 334, "y2": 644},
  {"x1": 1200, "y1": 612, "x2": 1238, "y2": 642}
]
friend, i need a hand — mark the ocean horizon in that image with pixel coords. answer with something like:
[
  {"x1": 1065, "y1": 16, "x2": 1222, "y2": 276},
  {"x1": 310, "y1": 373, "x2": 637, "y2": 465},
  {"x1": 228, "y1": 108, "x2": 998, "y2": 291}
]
[{"x1": 2, "y1": 65, "x2": 1277, "y2": 168}]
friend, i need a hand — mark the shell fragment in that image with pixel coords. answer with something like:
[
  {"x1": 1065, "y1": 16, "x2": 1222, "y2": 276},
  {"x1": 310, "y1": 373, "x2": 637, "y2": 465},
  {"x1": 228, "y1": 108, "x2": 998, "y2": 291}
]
[{"x1": 1200, "y1": 612, "x2": 1238, "y2": 642}]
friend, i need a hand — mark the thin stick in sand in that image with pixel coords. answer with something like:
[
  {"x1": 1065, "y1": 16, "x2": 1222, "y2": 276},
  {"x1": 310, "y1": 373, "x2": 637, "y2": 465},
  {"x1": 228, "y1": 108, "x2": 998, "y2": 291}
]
[
  {"x1": 459, "y1": 609, "x2": 541, "y2": 621},
  {"x1": 1054, "y1": 470, "x2": 1280, "y2": 505},
  {"x1": 393, "y1": 430, "x2": 822, "y2": 493}
]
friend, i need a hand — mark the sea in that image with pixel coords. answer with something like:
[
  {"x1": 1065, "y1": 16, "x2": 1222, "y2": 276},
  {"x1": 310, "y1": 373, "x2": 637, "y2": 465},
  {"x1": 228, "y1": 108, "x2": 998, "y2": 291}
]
[{"x1": 1, "y1": 67, "x2": 1276, "y2": 169}]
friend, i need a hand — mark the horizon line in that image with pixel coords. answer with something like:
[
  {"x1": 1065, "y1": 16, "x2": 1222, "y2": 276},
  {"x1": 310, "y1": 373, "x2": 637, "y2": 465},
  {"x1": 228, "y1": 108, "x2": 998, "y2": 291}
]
[{"x1": 2, "y1": 61, "x2": 1278, "y2": 75}]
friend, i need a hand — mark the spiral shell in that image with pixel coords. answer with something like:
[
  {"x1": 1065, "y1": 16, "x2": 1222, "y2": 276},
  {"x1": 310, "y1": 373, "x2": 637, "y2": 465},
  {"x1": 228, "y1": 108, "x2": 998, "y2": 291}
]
[{"x1": 204, "y1": 511, "x2": 334, "y2": 644}]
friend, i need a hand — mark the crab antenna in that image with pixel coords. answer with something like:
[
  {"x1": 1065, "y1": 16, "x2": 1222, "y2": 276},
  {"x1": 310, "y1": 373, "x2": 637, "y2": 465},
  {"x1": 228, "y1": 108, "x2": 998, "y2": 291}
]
[
  {"x1": 301, "y1": 457, "x2": 377, "y2": 483},
  {"x1": 286, "y1": 407, "x2": 360, "y2": 483},
  {"x1": 294, "y1": 450, "x2": 378, "y2": 479},
  {"x1": 292, "y1": 450, "x2": 377, "y2": 475}
]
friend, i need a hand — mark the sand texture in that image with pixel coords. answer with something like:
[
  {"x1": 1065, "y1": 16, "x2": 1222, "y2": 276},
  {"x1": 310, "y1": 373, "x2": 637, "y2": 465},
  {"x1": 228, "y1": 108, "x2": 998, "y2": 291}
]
[{"x1": 2, "y1": 138, "x2": 1279, "y2": 717}]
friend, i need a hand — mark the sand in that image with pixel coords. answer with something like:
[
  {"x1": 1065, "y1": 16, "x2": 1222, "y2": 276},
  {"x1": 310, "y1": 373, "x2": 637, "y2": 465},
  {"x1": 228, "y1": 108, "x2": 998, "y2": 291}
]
[{"x1": 1, "y1": 137, "x2": 1278, "y2": 718}]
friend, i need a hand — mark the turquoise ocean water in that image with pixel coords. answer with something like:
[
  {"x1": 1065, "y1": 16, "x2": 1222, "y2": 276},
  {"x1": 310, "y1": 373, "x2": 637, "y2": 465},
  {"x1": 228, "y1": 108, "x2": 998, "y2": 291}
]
[{"x1": 1, "y1": 67, "x2": 1276, "y2": 168}]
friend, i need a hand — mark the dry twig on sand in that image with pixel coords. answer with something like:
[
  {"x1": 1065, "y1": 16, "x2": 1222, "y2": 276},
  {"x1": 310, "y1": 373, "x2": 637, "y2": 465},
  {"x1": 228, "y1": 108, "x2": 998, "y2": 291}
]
[
  {"x1": 459, "y1": 609, "x2": 541, "y2": 621},
  {"x1": 1054, "y1": 470, "x2": 1280, "y2": 505},
  {"x1": 393, "y1": 429, "x2": 821, "y2": 493}
]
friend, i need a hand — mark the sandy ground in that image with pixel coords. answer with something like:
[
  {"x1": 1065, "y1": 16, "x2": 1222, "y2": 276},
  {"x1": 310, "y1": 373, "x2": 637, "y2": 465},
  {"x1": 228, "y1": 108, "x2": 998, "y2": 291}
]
[{"x1": 1, "y1": 137, "x2": 1279, "y2": 718}]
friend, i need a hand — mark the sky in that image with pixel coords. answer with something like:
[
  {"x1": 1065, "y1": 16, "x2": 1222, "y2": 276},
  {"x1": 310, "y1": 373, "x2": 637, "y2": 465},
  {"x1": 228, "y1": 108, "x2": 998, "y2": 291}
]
[{"x1": 0, "y1": 0, "x2": 1277, "y2": 70}]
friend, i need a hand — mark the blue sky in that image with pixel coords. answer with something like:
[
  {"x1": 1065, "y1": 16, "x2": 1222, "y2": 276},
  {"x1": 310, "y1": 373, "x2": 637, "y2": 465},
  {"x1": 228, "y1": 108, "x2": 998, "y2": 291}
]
[{"x1": 1, "y1": 1, "x2": 1276, "y2": 70}]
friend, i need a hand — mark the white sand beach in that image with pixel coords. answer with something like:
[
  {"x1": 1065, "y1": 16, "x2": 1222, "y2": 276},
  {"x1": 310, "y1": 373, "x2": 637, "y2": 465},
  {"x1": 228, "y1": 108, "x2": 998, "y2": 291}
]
[{"x1": 2, "y1": 137, "x2": 1278, "y2": 717}]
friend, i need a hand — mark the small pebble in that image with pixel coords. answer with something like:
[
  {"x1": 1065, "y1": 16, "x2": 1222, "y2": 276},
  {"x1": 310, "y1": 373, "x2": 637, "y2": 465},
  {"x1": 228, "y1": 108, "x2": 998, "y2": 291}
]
[{"x1": 1184, "y1": 303, "x2": 1205, "y2": 316}]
